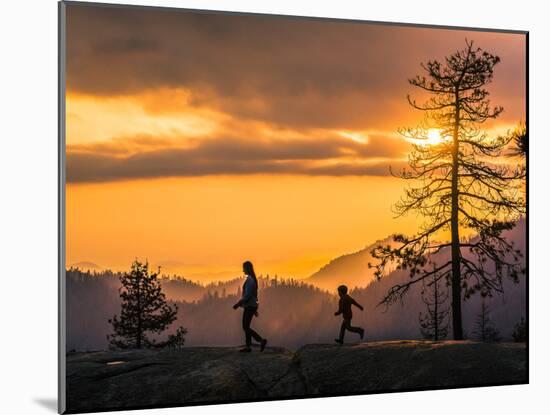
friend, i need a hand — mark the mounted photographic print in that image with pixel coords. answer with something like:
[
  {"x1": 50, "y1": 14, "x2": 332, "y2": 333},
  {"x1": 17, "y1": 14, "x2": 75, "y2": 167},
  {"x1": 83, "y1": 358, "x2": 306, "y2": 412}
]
[{"x1": 58, "y1": 1, "x2": 528, "y2": 413}]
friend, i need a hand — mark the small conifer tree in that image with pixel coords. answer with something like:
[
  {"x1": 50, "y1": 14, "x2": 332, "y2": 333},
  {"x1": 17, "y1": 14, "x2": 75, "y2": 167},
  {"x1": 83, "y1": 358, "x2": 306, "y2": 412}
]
[{"x1": 108, "y1": 260, "x2": 187, "y2": 349}]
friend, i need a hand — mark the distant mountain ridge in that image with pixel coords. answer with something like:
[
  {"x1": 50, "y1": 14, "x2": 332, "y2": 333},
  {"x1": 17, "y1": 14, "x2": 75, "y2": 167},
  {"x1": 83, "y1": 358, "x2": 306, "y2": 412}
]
[
  {"x1": 306, "y1": 236, "x2": 396, "y2": 291},
  {"x1": 70, "y1": 261, "x2": 103, "y2": 271},
  {"x1": 66, "y1": 220, "x2": 526, "y2": 351}
]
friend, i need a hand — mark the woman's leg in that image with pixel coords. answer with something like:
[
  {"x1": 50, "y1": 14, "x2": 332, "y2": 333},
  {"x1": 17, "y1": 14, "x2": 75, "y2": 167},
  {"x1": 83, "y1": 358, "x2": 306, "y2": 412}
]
[
  {"x1": 242, "y1": 307, "x2": 254, "y2": 347},
  {"x1": 247, "y1": 307, "x2": 263, "y2": 343},
  {"x1": 248, "y1": 327, "x2": 263, "y2": 343}
]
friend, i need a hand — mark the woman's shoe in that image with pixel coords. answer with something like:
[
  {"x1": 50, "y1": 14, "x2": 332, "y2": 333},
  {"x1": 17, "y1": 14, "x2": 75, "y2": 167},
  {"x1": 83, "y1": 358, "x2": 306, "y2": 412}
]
[
  {"x1": 260, "y1": 339, "x2": 268, "y2": 352},
  {"x1": 239, "y1": 347, "x2": 252, "y2": 352},
  {"x1": 334, "y1": 338, "x2": 343, "y2": 345}
]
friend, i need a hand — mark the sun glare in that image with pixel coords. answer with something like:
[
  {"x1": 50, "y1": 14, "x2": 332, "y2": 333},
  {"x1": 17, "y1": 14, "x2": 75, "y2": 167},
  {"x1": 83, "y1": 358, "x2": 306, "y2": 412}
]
[
  {"x1": 426, "y1": 129, "x2": 443, "y2": 145},
  {"x1": 405, "y1": 129, "x2": 449, "y2": 146}
]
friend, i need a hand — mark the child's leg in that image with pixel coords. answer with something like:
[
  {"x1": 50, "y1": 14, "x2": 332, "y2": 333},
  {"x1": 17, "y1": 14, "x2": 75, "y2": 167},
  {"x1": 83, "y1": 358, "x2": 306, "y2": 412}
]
[
  {"x1": 345, "y1": 319, "x2": 363, "y2": 336},
  {"x1": 338, "y1": 320, "x2": 346, "y2": 341}
]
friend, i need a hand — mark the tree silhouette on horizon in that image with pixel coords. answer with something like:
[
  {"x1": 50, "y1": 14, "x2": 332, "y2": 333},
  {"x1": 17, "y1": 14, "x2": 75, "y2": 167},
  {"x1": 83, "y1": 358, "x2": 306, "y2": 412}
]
[
  {"x1": 418, "y1": 268, "x2": 450, "y2": 341},
  {"x1": 108, "y1": 260, "x2": 187, "y2": 349},
  {"x1": 370, "y1": 40, "x2": 525, "y2": 340},
  {"x1": 473, "y1": 298, "x2": 500, "y2": 342}
]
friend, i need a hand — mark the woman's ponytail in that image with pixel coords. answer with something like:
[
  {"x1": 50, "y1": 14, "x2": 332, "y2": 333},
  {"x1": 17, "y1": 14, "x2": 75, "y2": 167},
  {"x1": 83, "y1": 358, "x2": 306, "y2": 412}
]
[{"x1": 243, "y1": 261, "x2": 258, "y2": 285}]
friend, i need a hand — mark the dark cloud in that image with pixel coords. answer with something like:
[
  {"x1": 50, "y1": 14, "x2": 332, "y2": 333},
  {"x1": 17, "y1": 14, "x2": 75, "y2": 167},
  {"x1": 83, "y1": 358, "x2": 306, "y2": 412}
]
[
  {"x1": 92, "y1": 37, "x2": 160, "y2": 56},
  {"x1": 67, "y1": 151, "x2": 406, "y2": 183},
  {"x1": 66, "y1": 4, "x2": 526, "y2": 129},
  {"x1": 67, "y1": 134, "x2": 410, "y2": 183}
]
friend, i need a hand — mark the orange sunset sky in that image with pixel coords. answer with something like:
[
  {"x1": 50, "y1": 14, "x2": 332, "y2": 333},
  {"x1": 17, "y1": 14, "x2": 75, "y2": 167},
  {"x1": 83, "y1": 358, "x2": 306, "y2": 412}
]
[{"x1": 65, "y1": 4, "x2": 526, "y2": 282}]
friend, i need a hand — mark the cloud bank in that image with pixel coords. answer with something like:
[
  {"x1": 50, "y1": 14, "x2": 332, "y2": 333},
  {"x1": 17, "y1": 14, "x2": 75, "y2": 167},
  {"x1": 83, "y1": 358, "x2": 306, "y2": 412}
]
[{"x1": 65, "y1": 4, "x2": 526, "y2": 182}]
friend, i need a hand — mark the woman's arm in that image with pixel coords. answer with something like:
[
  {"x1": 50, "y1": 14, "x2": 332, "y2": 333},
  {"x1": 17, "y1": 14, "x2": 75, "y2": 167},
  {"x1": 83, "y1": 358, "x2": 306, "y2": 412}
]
[
  {"x1": 233, "y1": 277, "x2": 252, "y2": 309},
  {"x1": 241, "y1": 278, "x2": 253, "y2": 302}
]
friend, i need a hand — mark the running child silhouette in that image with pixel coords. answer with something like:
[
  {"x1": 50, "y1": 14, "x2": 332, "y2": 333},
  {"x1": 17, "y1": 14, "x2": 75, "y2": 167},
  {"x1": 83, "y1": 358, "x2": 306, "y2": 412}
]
[{"x1": 334, "y1": 284, "x2": 365, "y2": 344}]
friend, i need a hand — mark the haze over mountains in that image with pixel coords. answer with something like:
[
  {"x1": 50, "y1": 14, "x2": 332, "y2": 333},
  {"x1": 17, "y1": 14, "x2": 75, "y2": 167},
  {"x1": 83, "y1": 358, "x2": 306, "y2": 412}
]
[
  {"x1": 70, "y1": 236, "x2": 396, "y2": 294},
  {"x1": 66, "y1": 220, "x2": 526, "y2": 351}
]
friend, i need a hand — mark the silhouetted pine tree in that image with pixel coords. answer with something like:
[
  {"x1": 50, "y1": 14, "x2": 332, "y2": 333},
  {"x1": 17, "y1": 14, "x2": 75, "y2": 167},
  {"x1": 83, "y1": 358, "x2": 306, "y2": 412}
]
[
  {"x1": 512, "y1": 317, "x2": 527, "y2": 342},
  {"x1": 508, "y1": 122, "x2": 527, "y2": 158},
  {"x1": 108, "y1": 260, "x2": 187, "y2": 349},
  {"x1": 370, "y1": 40, "x2": 525, "y2": 340},
  {"x1": 473, "y1": 299, "x2": 500, "y2": 342},
  {"x1": 418, "y1": 270, "x2": 450, "y2": 340}
]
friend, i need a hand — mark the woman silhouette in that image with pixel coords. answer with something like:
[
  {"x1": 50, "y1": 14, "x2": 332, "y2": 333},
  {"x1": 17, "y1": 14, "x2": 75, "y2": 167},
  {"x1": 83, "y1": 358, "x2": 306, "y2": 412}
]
[{"x1": 232, "y1": 261, "x2": 268, "y2": 352}]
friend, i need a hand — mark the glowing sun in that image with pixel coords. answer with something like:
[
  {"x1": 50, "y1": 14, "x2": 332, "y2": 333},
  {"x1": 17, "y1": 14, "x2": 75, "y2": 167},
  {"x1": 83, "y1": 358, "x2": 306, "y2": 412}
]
[{"x1": 426, "y1": 129, "x2": 444, "y2": 145}]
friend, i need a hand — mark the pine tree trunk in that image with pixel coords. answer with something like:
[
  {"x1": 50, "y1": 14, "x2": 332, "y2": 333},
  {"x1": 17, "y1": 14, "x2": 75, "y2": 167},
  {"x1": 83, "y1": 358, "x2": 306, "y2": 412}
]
[
  {"x1": 481, "y1": 302, "x2": 487, "y2": 341},
  {"x1": 434, "y1": 280, "x2": 439, "y2": 341},
  {"x1": 450, "y1": 91, "x2": 464, "y2": 340},
  {"x1": 136, "y1": 276, "x2": 142, "y2": 349}
]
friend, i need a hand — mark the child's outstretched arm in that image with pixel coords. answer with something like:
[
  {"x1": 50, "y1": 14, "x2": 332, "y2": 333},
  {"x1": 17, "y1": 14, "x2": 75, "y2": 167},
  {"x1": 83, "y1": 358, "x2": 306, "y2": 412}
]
[
  {"x1": 334, "y1": 298, "x2": 343, "y2": 316},
  {"x1": 352, "y1": 298, "x2": 364, "y2": 311}
]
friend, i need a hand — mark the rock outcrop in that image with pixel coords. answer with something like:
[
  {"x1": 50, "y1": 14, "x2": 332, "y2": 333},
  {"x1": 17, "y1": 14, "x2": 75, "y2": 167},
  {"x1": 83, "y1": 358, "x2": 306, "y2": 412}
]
[{"x1": 66, "y1": 341, "x2": 527, "y2": 413}]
